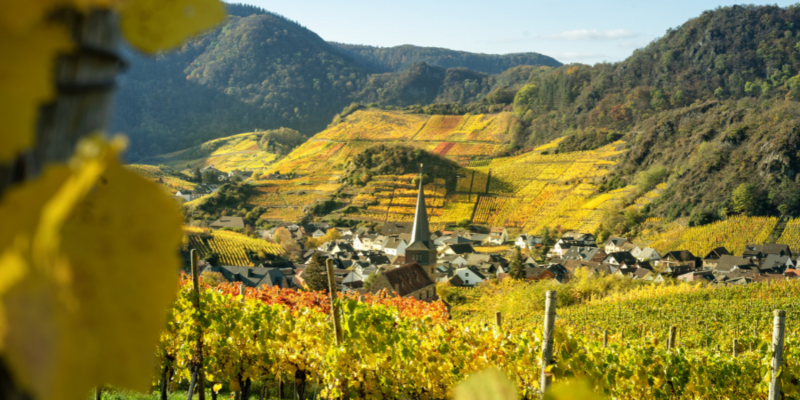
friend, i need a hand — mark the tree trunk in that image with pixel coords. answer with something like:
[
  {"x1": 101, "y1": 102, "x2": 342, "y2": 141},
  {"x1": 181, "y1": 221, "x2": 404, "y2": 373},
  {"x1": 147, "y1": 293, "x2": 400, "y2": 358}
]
[
  {"x1": 294, "y1": 370, "x2": 306, "y2": 400},
  {"x1": 160, "y1": 360, "x2": 171, "y2": 400},
  {"x1": 278, "y1": 374, "x2": 284, "y2": 400}
]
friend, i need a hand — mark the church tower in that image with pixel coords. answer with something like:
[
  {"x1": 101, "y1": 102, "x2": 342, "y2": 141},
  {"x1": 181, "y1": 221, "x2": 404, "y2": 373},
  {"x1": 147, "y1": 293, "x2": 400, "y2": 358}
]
[{"x1": 404, "y1": 167, "x2": 438, "y2": 281}]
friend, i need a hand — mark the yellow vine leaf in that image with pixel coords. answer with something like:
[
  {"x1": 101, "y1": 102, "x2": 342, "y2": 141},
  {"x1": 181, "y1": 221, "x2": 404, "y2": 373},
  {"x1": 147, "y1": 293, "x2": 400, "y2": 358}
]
[
  {"x1": 453, "y1": 368, "x2": 517, "y2": 400},
  {"x1": 0, "y1": 24, "x2": 73, "y2": 162},
  {"x1": 0, "y1": 137, "x2": 184, "y2": 400},
  {"x1": 120, "y1": 0, "x2": 225, "y2": 54},
  {"x1": 1, "y1": 0, "x2": 121, "y2": 34}
]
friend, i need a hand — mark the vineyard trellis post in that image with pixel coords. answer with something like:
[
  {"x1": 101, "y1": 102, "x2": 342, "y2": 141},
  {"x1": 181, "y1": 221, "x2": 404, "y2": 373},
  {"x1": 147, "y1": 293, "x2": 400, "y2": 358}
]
[
  {"x1": 540, "y1": 290, "x2": 556, "y2": 397},
  {"x1": 667, "y1": 326, "x2": 676, "y2": 351},
  {"x1": 769, "y1": 309, "x2": 786, "y2": 400},
  {"x1": 495, "y1": 312, "x2": 502, "y2": 332},
  {"x1": 326, "y1": 259, "x2": 343, "y2": 346},
  {"x1": 188, "y1": 249, "x2": 206, "y2": 400},
  {"x1": 732, "y1": 339, "x2": 737, "y2": 357},
  {"x1": 602, "y1": 330, "x2": 607, "y2": 349}
]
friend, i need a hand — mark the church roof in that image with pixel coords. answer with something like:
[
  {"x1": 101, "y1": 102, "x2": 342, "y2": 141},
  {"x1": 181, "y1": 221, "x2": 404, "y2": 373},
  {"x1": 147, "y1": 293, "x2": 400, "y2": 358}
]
[{"x1": 408, "y1": 171, "x2": 436, "y2": 251}]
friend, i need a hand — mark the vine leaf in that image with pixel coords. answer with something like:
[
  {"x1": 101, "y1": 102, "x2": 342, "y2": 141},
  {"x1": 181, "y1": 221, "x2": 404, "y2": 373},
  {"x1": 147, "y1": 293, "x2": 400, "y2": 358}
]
[{"x1": 0, "y1": 137, "x2": 184, "y2": 400}]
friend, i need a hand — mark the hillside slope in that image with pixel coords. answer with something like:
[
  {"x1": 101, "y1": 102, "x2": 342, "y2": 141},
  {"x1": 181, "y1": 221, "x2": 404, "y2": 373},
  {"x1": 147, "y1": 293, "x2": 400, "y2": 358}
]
[
  {"x1": 505, "y1": 5, "x2": 800, "y2": 226},
  {"x1": 112, "y1": 3, "x2": 559, "y2": 161}
]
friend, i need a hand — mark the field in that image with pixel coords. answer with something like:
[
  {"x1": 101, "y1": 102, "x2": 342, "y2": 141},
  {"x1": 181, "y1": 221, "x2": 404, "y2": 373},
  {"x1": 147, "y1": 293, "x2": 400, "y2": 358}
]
[
  {"x1": 156, "y1": 273, "x2": 800, "y2": 399},
  {"x1": 185, "y1": 229, "x2": 284, "y2": 266}
]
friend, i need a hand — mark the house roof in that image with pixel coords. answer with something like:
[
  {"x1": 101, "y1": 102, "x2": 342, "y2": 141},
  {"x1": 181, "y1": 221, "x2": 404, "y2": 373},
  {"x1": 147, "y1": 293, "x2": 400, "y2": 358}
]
[
  {"x1": 762, "y1": 254, "x2": 793, "y2": 271},
  {"x1": 638, "y1": 247, "x2": 660, "y2": 259},
  {"x1": 383, "y1": 237, "x2": 407, "y2": 250},
  {"x1": 381, "y1": 222, "x2": 413, "y2": 236},
  {"x1": 621, "y1": 243, "x2": 639, "y2": 252},
  {"x1": 447, "y1": 243, "x2": 475, "y2": 255},
  {"x1": 524, "y1": 267, "x2": 552, "y2": 279},
  {"x1": 604, "y1": 251, "x2": 637, "y2": 265},
  {"x1": 209, "y1": 216, "x2": 246, "y2": 229},
  {"x1": 562, "y1": 246, "x2": 602, "y2": 261},
  {"x1": 664, "y1": 250, "x2": 697, "y2": 262},
  {"x1": 633, "y1": 268, "x2": 653, "y2": 279},
  {"x1": 202, "y1": 265, "x2": 287, "y2": 288},
  {"x1": 677, "y1": 270, "x2": 714, "y2": 282},
  {"x1": 715, "y1": 255, "x2": 757, "y2": 273},
  {"x1": 605, "y1": 236, "x2": 628, "y2": 246},
  {"x1": 745, "y1": 243, "x2": 791, "y2": 257},
  {"x1": 703, "y1": 247, "x2": 731, "y2": 259},
  {"x1": 381, "y1": 262, "x2": 435, "y2": 296}
]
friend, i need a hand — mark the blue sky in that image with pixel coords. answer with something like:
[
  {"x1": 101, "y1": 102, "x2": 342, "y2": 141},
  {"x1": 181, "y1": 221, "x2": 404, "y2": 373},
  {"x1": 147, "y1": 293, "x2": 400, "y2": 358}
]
[{"x1": 231, "y1": 1, "x2": 797, "y2": 65}]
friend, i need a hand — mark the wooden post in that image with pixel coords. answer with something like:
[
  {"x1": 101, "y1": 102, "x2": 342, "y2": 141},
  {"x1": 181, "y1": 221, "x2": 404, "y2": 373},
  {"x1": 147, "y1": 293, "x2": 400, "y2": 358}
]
[
  {"x1": 732, "y1": 339, "x2": 737, "y2": 357},
  {"x1": 667, "y1": 326, "x2": 676, "y2": 351},
  {"x1": 769, "y1": 310, "x2": 786, "y2": 400},
  {"x1": 326, "y1": 259, "x2": 346, "y2": 398},
  {"x1": 540, "y1": 291, "x2": 557, "y2": 396},
  {"x1": 326, "y1": 259, "x2": 343, "y2": 346},
  {"x1": 495, "y1": 311, "x2": 502, "y2": 332},
  {"x1": 239, "y1": 283, "x2": 246, "y2": 302},
  {"x1": 188, "y1": 249, "x2": 205, "y2": 400},
  {"x1": 602, "y1": 330, "x2": 608, "y2": 349},
  {"x1": 95, "y1": 387, "x2": 102, "y2": 400}
]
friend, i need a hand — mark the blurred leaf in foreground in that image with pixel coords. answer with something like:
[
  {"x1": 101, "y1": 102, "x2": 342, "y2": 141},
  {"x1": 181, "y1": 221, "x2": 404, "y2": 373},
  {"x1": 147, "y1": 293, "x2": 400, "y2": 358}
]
[{"x1": 453, "y1": 368, "x2": 517, "y2": 400}]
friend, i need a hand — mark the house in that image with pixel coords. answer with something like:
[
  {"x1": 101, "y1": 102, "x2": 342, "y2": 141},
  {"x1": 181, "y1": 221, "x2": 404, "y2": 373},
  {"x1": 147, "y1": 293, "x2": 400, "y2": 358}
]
[
  {"x1": 174, "y1": 190, "x2": 192, "y2": 202},
  {"x1": 661, "y1": 250, "x2": 699, "y2": 269},
  {"x1": 353, "y1": 234, "x2": 379, "y2": 251},
  {"x1": 632, "y1": 268, "x2": 654, "y2": 280},
  {"x1": 562, "y1": 232, "x2": 596, "y2": 246},
  {"x1": 368, "y1": 262, "x2": 437, "y2": 300},
  {"x1": 209, "y1": 216, "x2": 246, "y2": 230},
  {"x1": 621, "y1": 243, "x2": 641, "y2": 258},
  {"x1": 449, "y1": 267, "x2": 487, "y2": 287},
  {"x1": 515, "y1": 234, "x2": 543, "y2": 249},
  {"x1": 677, "y1": 270, "x2": 715, "y2": 283},
  {"x1": 438, "y1": 254, "x2": 469, "y2": 267},
  {"x1": 546, "y1": 263, "x2": 570, "y2": 283},
  {"x1": 383, "y1": 237, "x2": 408, "y2": 257},
  {"x1": 744, "y1": 243, "x2": 793, "y2": 260},
  {"x1": 202, "y1": 265, "x2": 289, "y2": 288},
  {"x1": 466, "y1": 253, "x2": 509, "y2": 268},
  {"x1": 761, "y1": 254, "x2": 793, "y2": 274},
  {"x1": 663, "y1": 264, "x2": 694, "y2": 278},
  {"x1": 602, "y1": 251, "x2": 637, "y2": 266},
  {"x1": 562, "y1": 246, "x2": 606, "y2": 262},
  {"x1": 444, "y1": 243, "x2": 475, "y2": 256},
  {"x1": 603, "y1": 237, "x2": 630, "y2": 254},
  {"x1": 713, "y1": 255, "x2": 758, "y2": 274},
  {"x1": 524, "y1": 267, "x2": 556, "y2": 281},
  {"x1": 380, "y1": 222, "x2": 413, "y2": 237},
  {"x1": 464, "y1": 232, "x2": 490, "y2": 245},
  {"x1": 566, "y1": 261, "x2": 611, "y2": 277},
  {"x1": 702, "y1": 247, "x2": 731, "y2": 269},
  {"x1": 228, "y1": 169, "x2": 253, "y2": 179},
  {"x1": 487, "y1": 227, "x2": 509, "y2": 245},
  {"x1": 637, "y1": 247, "x2": 661, "y2": 262}
]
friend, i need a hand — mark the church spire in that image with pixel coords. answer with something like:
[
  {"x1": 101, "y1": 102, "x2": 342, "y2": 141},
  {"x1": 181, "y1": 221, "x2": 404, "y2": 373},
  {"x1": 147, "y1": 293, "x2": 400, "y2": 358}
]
[{"x1": 410, "y1": 164, "x2": 430, "y2": 245}]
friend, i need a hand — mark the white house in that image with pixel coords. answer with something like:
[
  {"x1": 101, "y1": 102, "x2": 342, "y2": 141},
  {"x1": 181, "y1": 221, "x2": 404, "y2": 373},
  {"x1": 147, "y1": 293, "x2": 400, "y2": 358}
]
[
  {"x1": 383, "y1": 237, "x2": 408, "y2": 256},
  {"x1": 451, "y1": 267, "x2": 485, "y2": 287},
  {"x1": 174, "y1": 191, "x2": 192, "y2": 201},
  {"x1": 487, "y1": 227, "x2": 509, "y2": 245},
  {"x1": 604, "y1": 237, "x2": 630, "y2": 254},
  {"x1": 638, "y1": 247, "x2": 661, "y2": 262},
  {"x1": 515, "y1": 234, "x2": 542, "y2": 249}
]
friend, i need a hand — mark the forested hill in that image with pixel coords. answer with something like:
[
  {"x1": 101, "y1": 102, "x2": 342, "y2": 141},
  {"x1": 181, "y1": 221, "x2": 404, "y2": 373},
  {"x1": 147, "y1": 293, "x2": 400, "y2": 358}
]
[
  {"x1": 506, "y1": 4, "x2": 800, "y2": 229},
  {"x1": 330, "y1": 43, "x2": 561, "y2": 74},
  {"x1": 112, "y1": 3, "x2": 559, "y2": 162}
]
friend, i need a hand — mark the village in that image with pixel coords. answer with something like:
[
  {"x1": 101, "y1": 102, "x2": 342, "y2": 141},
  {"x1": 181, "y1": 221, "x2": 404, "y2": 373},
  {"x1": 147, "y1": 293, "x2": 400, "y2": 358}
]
[{"x1": 193, "y1": 173, "x2": 800, "y2": 301}]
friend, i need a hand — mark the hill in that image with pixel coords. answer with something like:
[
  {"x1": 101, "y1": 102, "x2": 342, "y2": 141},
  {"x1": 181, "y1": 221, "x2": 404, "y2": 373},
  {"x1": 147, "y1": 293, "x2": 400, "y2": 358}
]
[
  {"x1": 112, "y1": 3, "x2": 560, "y2": 161},
  {"x1": 506, "y1": 5, "x2": 800, "y2": 230},
  {"x1": 331, "y1": 43, "x2": 561, "y2": 74}
]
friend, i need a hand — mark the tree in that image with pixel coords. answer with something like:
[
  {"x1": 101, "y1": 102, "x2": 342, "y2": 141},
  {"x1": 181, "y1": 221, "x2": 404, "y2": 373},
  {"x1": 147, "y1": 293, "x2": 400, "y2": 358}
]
[
  {"x1": 203, "y1": 252, "x2": 220, "y2": 266},
  {"x1": 203, "y1": 170, "x2": 221, "y2": 184},
  {"x1": 303, "y1": 253, "x2": 330, "y2": 292},
  {"x1": 732, "y1": 183, "x2": 758, "y2": 215},
  {"x1": 363, "y1": 271, "x2": 378, "y2": 290},
  {"x1": 508, "y1": 246, "x2": 526, "y2": 280},
  {"x1": 193, "y1": 167, "x2": 202, "y2": 182}
]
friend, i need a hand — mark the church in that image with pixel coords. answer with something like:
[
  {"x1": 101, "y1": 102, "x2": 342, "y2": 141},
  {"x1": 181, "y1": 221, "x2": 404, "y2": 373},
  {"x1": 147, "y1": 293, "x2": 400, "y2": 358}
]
[{"x1": 367, "y1": 172, "x2": 438, "y2": 299}]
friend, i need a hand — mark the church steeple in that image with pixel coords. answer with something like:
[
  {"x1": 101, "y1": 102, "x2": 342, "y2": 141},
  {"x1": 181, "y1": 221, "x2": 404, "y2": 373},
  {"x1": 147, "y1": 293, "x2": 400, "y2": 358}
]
[
  {"x1": 405, "y1": 164, "x2": 438, "y2": 279},
  {"x1": 410, "y1": 166, "x2": 431, "y2": 245}
]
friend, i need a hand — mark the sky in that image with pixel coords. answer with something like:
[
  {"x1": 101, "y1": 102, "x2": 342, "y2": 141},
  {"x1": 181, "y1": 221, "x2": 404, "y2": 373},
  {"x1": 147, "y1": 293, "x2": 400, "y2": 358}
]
[{"x1": 231, "y1": 0, "x2": 798, "y2": 65}]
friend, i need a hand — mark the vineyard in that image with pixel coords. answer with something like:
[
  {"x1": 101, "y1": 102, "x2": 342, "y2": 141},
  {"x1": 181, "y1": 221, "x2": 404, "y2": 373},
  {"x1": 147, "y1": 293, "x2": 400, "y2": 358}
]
[
  {"x1": 186, "y1": 230, "x2": 284, "y2": 266},
  {"x1": 637, "y1": 216, "x2": 779, "y2": 256},
  {"x1": 157, "y1": 272, "x2": 800, "y2": 399},
  {"x1": 126, "y1": 164, "x2": 196, "y2": 192}
]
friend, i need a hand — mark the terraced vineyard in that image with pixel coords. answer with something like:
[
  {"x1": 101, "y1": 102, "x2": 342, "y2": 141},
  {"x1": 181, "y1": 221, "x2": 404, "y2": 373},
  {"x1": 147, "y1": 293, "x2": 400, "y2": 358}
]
[
  {"x1": 126, "y1": 164, "x2": 196, "y2": 192},
  {"x1": 185, "y1": 229, "x2": 284, "y2": 266}
]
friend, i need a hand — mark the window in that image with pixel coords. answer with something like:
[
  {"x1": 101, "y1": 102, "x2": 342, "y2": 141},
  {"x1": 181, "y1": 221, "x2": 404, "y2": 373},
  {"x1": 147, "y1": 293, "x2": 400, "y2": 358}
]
[
  {"x1": 465, "y1": 280, "x2": 469, "y2": 285},
  {"x1": 465, "y1": 272, "x2": 469, "y2": 277}
]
